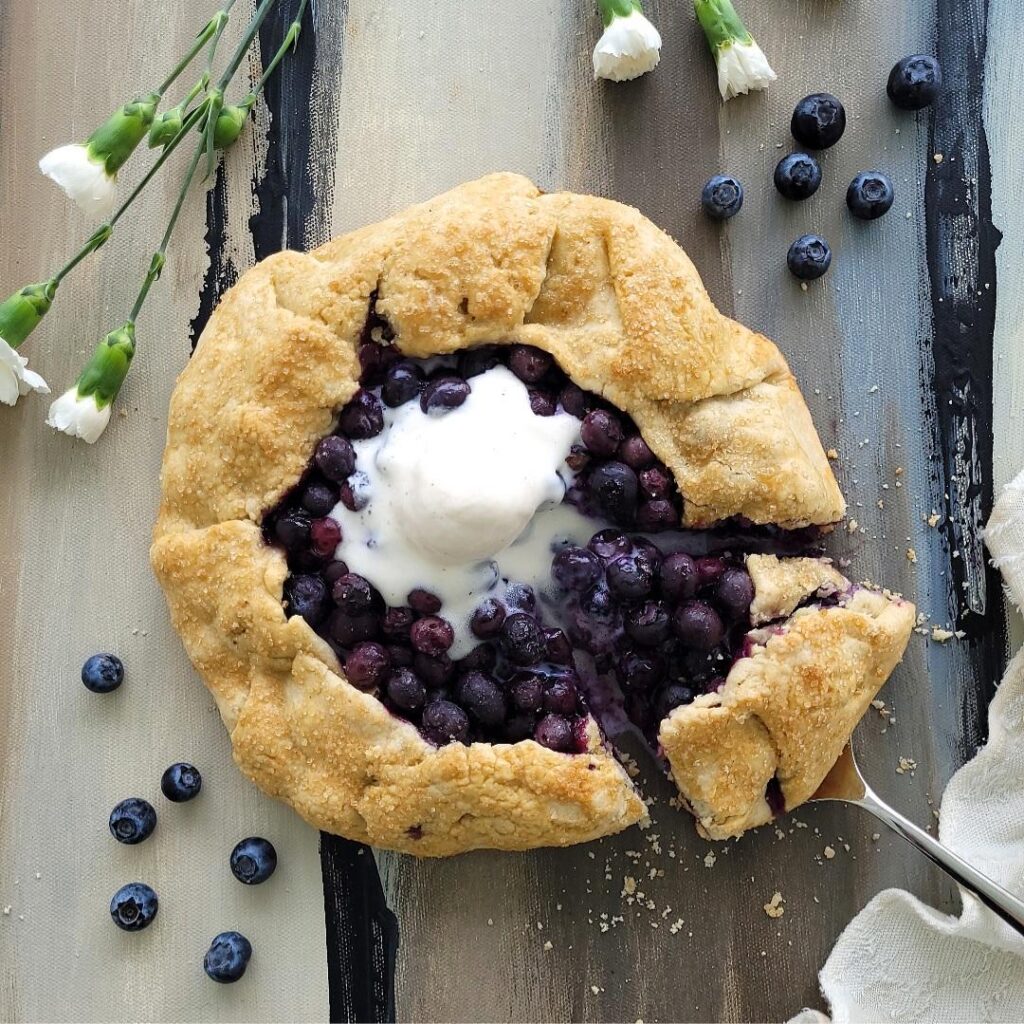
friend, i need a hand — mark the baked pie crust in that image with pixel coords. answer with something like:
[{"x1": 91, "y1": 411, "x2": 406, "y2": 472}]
[{"x1": 151, "y1": 173, "x2": 914, "y2": 855}]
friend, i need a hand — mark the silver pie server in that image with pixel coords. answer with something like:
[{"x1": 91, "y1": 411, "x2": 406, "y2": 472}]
[{"x1": 810, "y1": 744, "x2": 1024, "y2": 937}]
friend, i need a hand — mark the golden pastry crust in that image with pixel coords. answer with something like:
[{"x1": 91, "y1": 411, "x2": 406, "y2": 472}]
[
  {"x1": 660, "y1": 561, "x2": 915, "y2": 840},
  {"x1": 152, "y1": 173, "x2": 874, "y2": 855}
]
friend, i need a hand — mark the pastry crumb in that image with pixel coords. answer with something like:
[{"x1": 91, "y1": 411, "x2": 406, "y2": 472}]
[
  {"x1": 847, "y1": 519, "x2": 859, "y2": 534},
  {"x1": 931, "y1": 626, "x2": 955, "y2": 643},
  {"x1": 906, "y1": 548, "x2": 917, "y2": 563},
  {"x1": 823, "y1": 845, "x2": 836, "y2": 860},
  {"x1": 897, "y1": 756, "x2": 918, "y2": 776},
  {"x1": 927, "y1": 511, "x2": 941, "y2": 528},
  {"x1": 704, "y1": 850, "x2": 717, "y2": 869},
  {"x1": 933, "y1": 152, "x2": 944, "y2": 164},
  {"x1": 826, "y1": 448, "x2": 839, "y2": 460},
  {"x1": 543, "y1": 940, "x2": 553, "y2": 951},
  {"x1": 763, "y1": 892, "x2": 785, "y2": 919}
]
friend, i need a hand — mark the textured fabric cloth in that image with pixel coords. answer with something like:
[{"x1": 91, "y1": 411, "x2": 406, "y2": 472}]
[{"x1": 793, "y1": 471, "x2": 1024, "y2": 1022}]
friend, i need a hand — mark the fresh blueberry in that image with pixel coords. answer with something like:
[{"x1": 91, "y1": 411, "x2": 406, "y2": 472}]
[
  {"x1": 301, "y1": 482, "x2": 337, "y2": 517},
  {"x1": 618, "y1": 435, "x2": 655, "y2": 470},
  {"x1": 283, "y1": 574, "x2": 330, "y2": 626},
  {"x1": 421, "y1": 699, "x2": 470, "y2": 745},
  {"x1": 470, "y1": 598, "x2": 506, "y2": 639},
  {"x1": 500, "y1": 613, "x2": 547, "y2": 666},
  {"x1": 109, "y1": 798, "x2": 157, "y2": 845},
  {"x1": 716, "y1": 567, "x2": 755, "y2": 620},
  {"x1": 420, "y1": 375, "x2": 470, "y2": 414},
  {"x1": 588, "y1": 461, "x2": 639, "y2": 523},
  {"x1": 623, "y1": 600, "x2": 671, "y2": 646},
  {"x1": 534, "y1": 714, "x2": 575, "y2": 753},
  {"x1": 791, "y1": 93, "x2": 846, "y2": 149},
  {"x1": 655, "y1": 683, "x2": 695, "y2": 720},
  {"x1": 701, "y1": 174, "x2": 744, "y2": 220},
  {"x1": 345, "y1": 642, "x2": 391, "y2": 690},
  {"x1": 672, "y1": 600, "x2": 725, "y2": 651},
  {"x1": 407, "y1": 588, "x2": 443, "y2": 615},
  {"x1": 110, "y1": 882, "x2": 158, "y2": 931},
  {"x1": 81, "y1": 653, "x2": 124, "y2": 694},
  {"x1": 204, "y1": 931, "x2": 253, "y2": 983},
  {"x1": 552, "y1": 545, "x2": 603, "y2": 590},
  {"x1": 660, "y1": 552, "x2": 699, "y2": 601},
  {"x1": 410, "y1": 616, "x2": 455, "y2": 657},
  {"x1": 160, "y1": 763, "x2": 202, "y2": 803},
  {"x1": 846, "y1": 171, "x2": 895, "y2": 220},
  {"x1": 606, "y1": 552, "x2": 655, "y2": 600},
  {"x1": 787, "y1": 234, "x2": 832, "y2": 280},
  {"x1": 773, "y1": 153, "x2": 822, "y2": 201},
  {"x1": 230, "y1": 836, "x2": 277, "y2": 885},
  {"x1": 580, "y1": 409, "x2": 623, "y2": 456},
  {"x1": 338, "y1": 388, "x2": 384, "y2": 439},
  {"x1": 382, "y1": 360, "x2": 424, "y2": 407},
  {"x1": 635, "y1": 499, "x2": 679, "y2": 532},
  {"x1": 314, "y1": 435, "x2": 356, "y2": 483},
  {"x1": 887, "y1": 55, "x2": 942, "y2": 110},
  {"x1": 456, "y1": 671, "x2": 507, "y2": 727},
  {"x1": 509, "y1": 345, "x2": 554, "y2": 384},
  {"x1": 386, "y1": 668, "x2": 426, "y2": 712}
]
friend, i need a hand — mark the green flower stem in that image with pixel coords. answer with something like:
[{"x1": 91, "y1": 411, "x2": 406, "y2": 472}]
[
  {"x1": 157, "y1": 10, "x2": 227, "y2": 97},
  {"x1": 246, "y1": 0, "x2": 307, "y2": 99},
  {"x1": 75, "y1": 322, "x2": 136, "y2": 406},
  {"x1": 694, "y1": 0, "x2": 753, "y2": 50},
  {"x1": 51, "y1": 101, "x2": 211, "y2": 288},
  {"x1": 597, "y1": 0, "x2": 639, "y2": 27},
  {"x1": 129, "y1": 137, "x2": 207, "y2": 322},
  {"x1": 205, "y1": 0, "x2": 239, "y2": 73}
]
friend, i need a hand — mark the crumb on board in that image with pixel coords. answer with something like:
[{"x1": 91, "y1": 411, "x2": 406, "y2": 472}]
[
  {"x1": 543, "y1": 940, "x2": 553, "y2": 951},
  {"x1": 897, "y1": 756, "x2": 918, "y2": 776},
  {"x1": 826, "y1": 448, "x2": 839, "y2": 460},
  {"x1": 823, "y1": 845, "x2": 836, "y2": 860},
  {"x1": 931, "y1": 626, "x2": 956, "y2": 643},
  {"x1": 927, "y1": 511, "x2": 941, "y2": 527},
  {"x1": 907, "y1": 548, "x2": 917, "y2": 563},
  {"x1": 933, "y1": 152, "x2": 944, "y2": 164},
  {"x1": 704, "y1": 850, "x2": 717, "y2": 869},
  {"x1": 763, "y1": 892, "x2": 785, "y2": 919}
]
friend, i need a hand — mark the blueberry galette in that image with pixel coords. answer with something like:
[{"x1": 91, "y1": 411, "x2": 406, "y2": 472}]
[{"x1": 151, "y1": 173, "x2": 914, "y2": 855}]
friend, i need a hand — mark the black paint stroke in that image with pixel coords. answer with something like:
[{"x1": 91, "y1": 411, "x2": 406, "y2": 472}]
[
  {"x1": 927, "y1": 0, "x2": 1005, "y2": 742},
  {"x1": 253, "y1": 2, "x2": 400, "y2": 1022},
  {"x1": 190, "y1": 162, "x2": 237, "y2": 350}
]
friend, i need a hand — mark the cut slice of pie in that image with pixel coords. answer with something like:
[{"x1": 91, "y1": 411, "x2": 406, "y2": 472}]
[{"x1": 151, "y1": 173, "x2": 914, "y2": 856}]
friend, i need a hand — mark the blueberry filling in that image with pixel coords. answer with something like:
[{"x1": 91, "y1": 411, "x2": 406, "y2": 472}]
[{"x1": 262, "y1": 320, "x2": 827, "y2": 760}]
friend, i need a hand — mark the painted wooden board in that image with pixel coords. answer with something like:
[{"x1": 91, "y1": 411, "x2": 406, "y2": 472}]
[{"x1": 0, "y1": 0, "x2": 1017, "y2": 1021}]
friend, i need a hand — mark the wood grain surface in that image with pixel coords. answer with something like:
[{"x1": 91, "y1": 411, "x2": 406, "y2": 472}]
[{"x1": 0, "y1": 1, "x2": 1017, "y2": 1021}]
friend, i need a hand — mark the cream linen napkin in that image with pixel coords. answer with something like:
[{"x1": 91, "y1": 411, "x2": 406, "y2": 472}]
[{"x1": 791, "y1": 469, "x2": 1024, "y2": 1022}]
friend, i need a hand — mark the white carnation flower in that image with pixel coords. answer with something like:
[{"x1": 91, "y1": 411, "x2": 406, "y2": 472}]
[
  {"x1": 593, "y1": 8, "x2": 662, "y2": 82},
  {"x1": 39, "y1": 144, "x2": 117, "y2": 218},
  {"x1": 715, "y1": 38, "x2": 777, "y2": 100},
  {"x1": 46, "y1": 387, "x2": 111, "y2": 443},
  {"x1": 0, "y1": 336, "x2": 49, "y2": 407}
]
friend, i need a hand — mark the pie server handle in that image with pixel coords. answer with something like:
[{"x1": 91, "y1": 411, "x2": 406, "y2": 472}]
[{"x1": 854, "y1": 783, "x2": 1024, "y2": 939}]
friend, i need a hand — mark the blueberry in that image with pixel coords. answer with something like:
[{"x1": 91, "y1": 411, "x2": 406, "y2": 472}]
[
  {"x1": 635, "y1": 499, "x2": 679, "y2": 532},
  {"x1": 459, "y1": 345, "x2": 503, "y2": 378},
  {"x1": 421, "y1": 699, "x2": 470, "y2": 745},
  {"x1": 846, "y1": 171, "x2": 895, "y2": 220},
  {"x1": 638, "y1": 465, "x2": 672, "y2": 500},
  {"x1": 283, "y1": 574, "x2": 329, "y2": 626},
  {"x1": 716, "y1": 567, "x2": 755, "y2": 620},
  {"x1": 791, "y1": 92, "x2": 846, "y2": 149},
  {"x1": 457, "y1": 643, "x2": 497, "y2": 674},
  {"x1": 420, "y1": 375, "x2": 470, "y2": 414},
  {"x1": 544, "y1": 627, "x2": 574, "y2": 664},
  {"x1": 773, "y1": 153, "x2": 822, "y2": 201},
  {"x1": 580, "y1": 410, "x2": 623, "y2": 456},
  {"x1": 552, "y1": 545, "x2": 603, "y2": 590},
  {"x1": 81, "y1": 653, "x2": 123, "y2": 694},
  {"x1": 345, "y1": 641, "x2": 391, "y2": 689},
  {"x1": 528, "y1": 389, "x2": 557, "y2": 416},
  {"x1": 505, "y1": 583, "x2": 537, "y2": 613},
  {"x1": 314, "y1": 435, "x2": 356, "y2": 482},
  {"x1": 338, "y1": 388, "x2": 384, "y2": 439},
  {"x1": 672, "y1": 600, "x2": 725, "y2": 651},
  {"x1": 557, "y1": 383, "x2": 590, "y2": 419},
  {"x1": 456, "y1": 671, "x2": 507, "y2": 727},
  {"x1": 660, "y1": 552, "x2": 698, "y2": 601},
  {"x1": 339, "y1": 473, "x2": 370, "y2": 512},
  {"x1": 655, "y1": 683, "x2": 695, "y2": 720},
  {"x1": 381, "y1": 606, "x2": 415, "y2": 641},
  {"x1": 386, "y1": 643, "x2": 415, "y2": 669},
  {"x1": 410, "y1": 616, "x2": 455, "y2": 656},
  {"x1": 301, "y1": 482, "x2": 337, "y2": 517},
  {"x1": 500, "y1": 613, "x2": 547, "y2": 665},
  {"x1": 329, "y1": 610, "x2": 379, "y2": 646},
  {"x1": 309, "y1": 517, "x2": 342, "y2": 558},
  {"x1": 618, "y1": 651, "x2": 665, "y2": 691},
  {"x1": 110, "y1": 882, "x2": 158, "y2": 931},
  {"x1": 407, "y1": 588, "x2": 443, "y2": 615},
  {"x1": 273, "y1": 511, "x2": 311, "y2": 552},
  {"x1": 109, "y1": 798, "x2": 157, "y2": 845},
  {"x1": 382, "y1": 360, "x2": 424, "y2": 407},
  {"x1": 543, "y1": 677, "x2": 580, "y2": 716},
  {"x1": 230, "y1": 836, "x2": 277, "y2": 885},
  {"x1": 413, "y1": 652, "x2": 454, "y2": 688},
  {"x1": 787, "y1": 234, "x2": 832, "y2": 281},
  {"x1": 618, "y1": 435, "x2": 655, "y2": 470},
  {"x1": 588, "y1": 461, "x2": 638, "y2": 523},
  {"x1": 695, "y1": 556, "x2": 727, "y2": 588},
  {"x1": 701, "y1": 175, "x2": 744, "y2": 220},
  {"x1": 623, "y1": 600, "x2": 671, "y2": 646},
  {"x1": 887, "y1": 54, "x2": 942, "y2": 110},
  {"x1": 160, "y1": 763, "x2": 202, "y2": 803},
  {"x1": 332, "y1": 573, "x2": 379, "y2": 615},
  {"x1": 509, "y1": 673, "x2": 545, "y2": 713},
  {"x1": 505, "y1": 713, "x2": 537, "y2": 742},
  {"x1": 606, "y1": 552, "x2": 655, "y2": 600},
  {"x1": 509, "y1": 345, "x2": 553, "y2": 384},
  {"x1": 357, "y1": 341, "x2": 400, "y2": 385},
  {"x1": 470, "y1": 598, "x2": 506, "y2": 639},
  {"x1": 534, "y1": 714, "x2": 575, "y2": 753},
  {"x1": 386, "y1": 668, "x2": 427, "y2": 712},
  {"x1": 204, "y1": 931, "x2": 253, "y2": 984}
]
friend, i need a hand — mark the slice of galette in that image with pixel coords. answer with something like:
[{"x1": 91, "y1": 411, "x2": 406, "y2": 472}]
[{"x1": 151, "y1": 173, "x2": 914, "y2": 856}]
